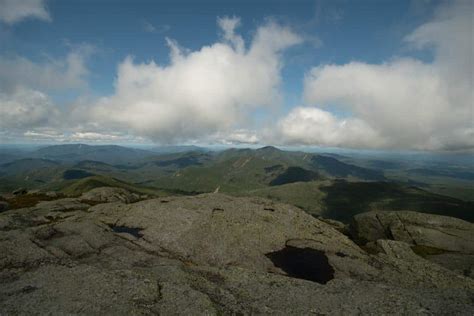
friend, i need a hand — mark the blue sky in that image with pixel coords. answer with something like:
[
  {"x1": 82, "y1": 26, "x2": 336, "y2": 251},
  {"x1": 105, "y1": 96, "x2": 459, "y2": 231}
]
[
  {"x1": 0, "y1": 0, "x2": 472, "y2": 150},
  {"x1": 3, "y1": 0, "x2": 436, "y2": 99}
]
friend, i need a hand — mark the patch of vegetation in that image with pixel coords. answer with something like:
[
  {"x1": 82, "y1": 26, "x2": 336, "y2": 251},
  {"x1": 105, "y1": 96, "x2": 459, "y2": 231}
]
[
  {"x1": 264, "y1": 164, "x2": 284, "y2": 173},
  {"x1": 408, "y1": 168, "x2": 474, "y2": 181},
  {"x1": 320, "y1": 180, "x2": 474, "y2": 223},
  {"x1": 239, "y1": 181, "x2": 328, "y2": 217},
  {"x1": 311, "y1": 156, "x2": 385, "y2": 180},
  {"x1": 269, "y1": 167, "x2": 322, "y2": 186},
  {"x1": 63, "y1": 169, "x2": 95, "y2": 180},
  {"x1": 58, "y1": 175, "x2": 167, "y2": 197},
  {"x1": 155, "y1": 156, "x2": 203, "y2": 168},
  {"x1": 3, "y1": 193, "x2": 62, "y2": 209}
]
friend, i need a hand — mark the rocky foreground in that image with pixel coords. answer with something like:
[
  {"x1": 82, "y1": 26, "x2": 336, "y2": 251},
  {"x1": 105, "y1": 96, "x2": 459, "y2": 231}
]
[{"x1": 0, "y1": 188, "x2": 473, "y2": 315}]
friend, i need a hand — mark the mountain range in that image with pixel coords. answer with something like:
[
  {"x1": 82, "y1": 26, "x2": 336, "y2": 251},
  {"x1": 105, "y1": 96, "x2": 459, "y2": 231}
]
[{"x1": 1, "y1": 144, "x2": 473, "y2": 223}]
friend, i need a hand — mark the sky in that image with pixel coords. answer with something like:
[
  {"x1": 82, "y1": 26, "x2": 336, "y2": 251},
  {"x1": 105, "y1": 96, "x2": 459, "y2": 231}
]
[{"x1": 0, "y1": 0, "x2": 472, "y2": 151}]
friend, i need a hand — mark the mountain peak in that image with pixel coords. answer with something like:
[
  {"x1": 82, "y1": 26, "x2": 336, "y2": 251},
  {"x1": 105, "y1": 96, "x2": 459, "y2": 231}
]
[{"x1": 256, "y1": 146, "x2": 281, "y2": 152}]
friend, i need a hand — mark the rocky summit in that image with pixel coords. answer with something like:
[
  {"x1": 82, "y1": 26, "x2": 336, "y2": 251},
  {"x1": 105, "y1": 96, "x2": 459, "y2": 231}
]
[{"x1": 0, "y1": 187, "x2": 473, "y2": 315}]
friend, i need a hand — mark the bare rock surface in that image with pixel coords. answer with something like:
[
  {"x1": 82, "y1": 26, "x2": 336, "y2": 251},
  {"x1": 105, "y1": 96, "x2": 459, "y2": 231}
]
[
  {"x1": 352, "y1": 210, "x2": 474, "y2": 280},
  {"x1": 80, "y1": 186, "x2": 140, "y2": 203},
  {"x1": 351, "y1": 210, "x2": 474, "y2": 253},
  {"x1": 0, "y1": 191, "x2": 473, "y2": 315},
  {"x1": 35, "y1": 198, "x2": 90, "y2": 212}
]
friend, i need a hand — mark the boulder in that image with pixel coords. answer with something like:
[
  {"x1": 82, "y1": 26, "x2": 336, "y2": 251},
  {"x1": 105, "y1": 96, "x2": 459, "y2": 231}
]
[
  {"x1": 12, "y1": 188, "x2": 27, "y2": 196},
  {"x1": 34, "y1": 198, "x2": 90, "y2": 213},
  {"x1": 45, "y1": 191, "x2": 59, "y2": 198},
  {"x1": 80, "y1": 187, "x2": 140, "y2": 204},
  {"x1": 351, "y1": 211, "x2": 474, "y2": 254},
  {"x1": 0, "y1": 201, "x2": 9, "y2": 212},
  {"x1": 319, "y1": 217, "x2": 348, "y2": 234}
]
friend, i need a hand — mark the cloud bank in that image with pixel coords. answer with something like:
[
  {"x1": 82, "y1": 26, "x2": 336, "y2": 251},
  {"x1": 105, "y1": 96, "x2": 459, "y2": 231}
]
[
  {"x1": 0, "y1": 2, "x2": 472, "y2": 150},
  {"x1": 280, "y1": 0, "x2": 473, "y2": 150},
  {"x1": 0, "y1": 47, "x2": 93, "y2": 137},
  {"x1": 0, "y1": 48, "x2": 92, "y2": 93},
  {"x1": 0, "y1": 88, "x2": 57, "y2": 130},
  {"x1": 0, "y1": 0, "x2": 50, "y2": 24},
  {"x1": 276, "y1": 107, "x2": 384, "y2": 148},
  {"x1": 89, "y1": 17, "x2": 301, "y2": 143}
]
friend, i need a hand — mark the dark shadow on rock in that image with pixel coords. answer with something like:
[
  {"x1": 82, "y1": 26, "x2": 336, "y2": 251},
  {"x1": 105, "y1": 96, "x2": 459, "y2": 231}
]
[
  {"x1": 266, "y1": 246, "x2": 334, "y2": 284},
  {"x1": 108, "y1": 224, "x2": 143, "y2": 238}
]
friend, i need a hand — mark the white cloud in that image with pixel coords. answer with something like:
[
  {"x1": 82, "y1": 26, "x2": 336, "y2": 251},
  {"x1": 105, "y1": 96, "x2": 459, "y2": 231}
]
[
  {"x1": 142, "y1": 20, "x2": 170, "y2": 34},
  {"x1": 23, "y1": 130, "x2": 62, "y2": 138},
  {"x1": 293, "y1": 0, "x2": 473, "y2": 150},
  {"x1": 276, "y1": 107, "x2": 384, "y2": 148},
  {"x1": 210, "y1": 129, "x2": 260, "y2": 145},
  {"x1": 0, "y1": 46, "x2": 94, "y2": 139},
  {"x1": 0, "y1": 46, "x2": 93, "y2": 93},
  {"x1": 17, "y1": 130, "x2": 147, "y2": 144},
  {"x1": 217, "y1": 16, "x2": 245, "y2": 52},
  {"x1": 0, "y1": 0, "x2": 50, "y2": 24},
  {"x1": 0, "y1": 87, "x2": 58, "y2": 129},
  {"x1": 91, "y1": 17, "x2": 301, "y2": 143},
  {"x1": 67, "y1": 132, "x2": 147, "y2": 143}
]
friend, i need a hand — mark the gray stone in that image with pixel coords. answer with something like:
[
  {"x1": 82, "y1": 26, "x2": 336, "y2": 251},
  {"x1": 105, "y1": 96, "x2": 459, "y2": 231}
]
[
  {"x1": 427, "y1": 253, "x2": 474, "y2": 279},
  {"x1": 0, "y1": 193, "x2": 473, "y2": 314},
  {"x1": 45, "y1": 191, "x2": 59, "y2": 198},
  {"x1": 34, "y1": 198, "x2": 90, "y2": 213},
  {"x1": 80, "y1": 187, "x2": 140, "y2": 204},
  {"x1": 351, "y1": 210, "x2": 474, "y2": 254},
  {"x1": 319, "y1": 217, "x2": 348, "y2": 234}
]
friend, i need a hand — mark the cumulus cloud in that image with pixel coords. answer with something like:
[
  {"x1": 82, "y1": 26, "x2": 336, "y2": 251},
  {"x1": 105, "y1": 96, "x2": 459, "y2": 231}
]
[
  {"x1": 0, "y1": 87, "x2": 58, "y2": 130},
  {"x1": 210, "y1": 129, "x2": 260, "y2": 145},
  {"x1": 0, "y1": 46, "x2": 94, "y2": 141},
  {"x1": 287, "y1": 0, "x2": 473, "y2": 150},
  {"x1": 0, "y1": 47, "x2": 93, "y2": 93},
  {"x1": 276, "y1": 107, "x2": 384, "y2": 148},
  {"x1": 91, "y1": 17, "x2": 301, "y2": 143},
  {"x1": 142, "y1": 20, "x2": 170, "y2": 34},
  {"x1": 0, "y1": 0, "x2": 50, "y2": 24},
  {"x1": 15, "y1": 130, "x2": 146, "y2": 144}
]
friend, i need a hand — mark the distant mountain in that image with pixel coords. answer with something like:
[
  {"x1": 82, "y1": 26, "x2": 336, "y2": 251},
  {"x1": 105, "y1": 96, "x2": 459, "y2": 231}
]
[
  {"x1": 407, "y1": 168, "x2": 474, "y2": 181},
  {"x1": 0, "y1": 158, "x2": 65, "y2": 193},
  {"x1": 150, "y1": 147, "x2": 384, "y2": 193},
  {"x1": 0, "y1": 158, "x2": 61, "y2": 175},
  {"x1": 1, "y1": 144, "x2": 471, "y2": 228},
  {"x1": 149, "y1": 145, "x2": 208, "y2": 154},
  {"x1": 0, "y1": 153, "x2": 23, "y2": 165},
  {"x1": 0, "y1": 146, "x2": 37, "y2": 164},
  {"x1": 217, "y1": 147, "x2": 384, "y2": 181},
  {"x1": 153, "y1": 151, "x2": 213, "y2": 168},
  {"x1": 33, "y1": 144, "x2": 156, "y2": 164},
  {"x1": 311, "y1": 155, "x2": 384, "y2": 180},
  {"x1": 57, "y1": 175, "x2": 166, "y2": 197}
]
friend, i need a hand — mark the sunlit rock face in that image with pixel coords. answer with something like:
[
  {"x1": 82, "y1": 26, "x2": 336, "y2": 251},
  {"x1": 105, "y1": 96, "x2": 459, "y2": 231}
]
[{"x1": 0, "y1": 190, "x2": 473, "y2": 314}]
